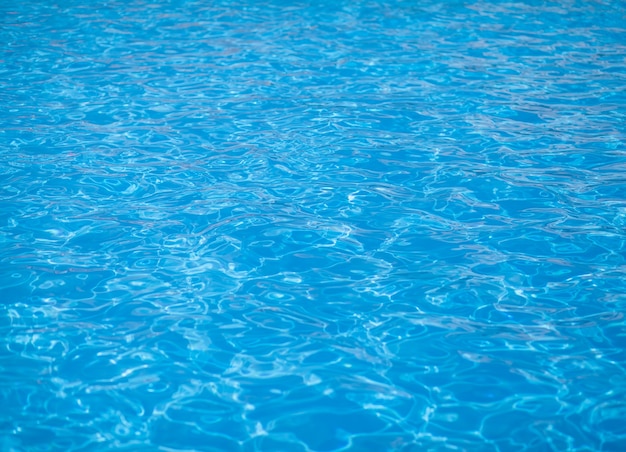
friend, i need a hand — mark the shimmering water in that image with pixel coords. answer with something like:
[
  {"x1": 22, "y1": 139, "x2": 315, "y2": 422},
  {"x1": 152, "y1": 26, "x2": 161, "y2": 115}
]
[{"x1": 1, "y1": 0, "x2": 626, "y2": 450}]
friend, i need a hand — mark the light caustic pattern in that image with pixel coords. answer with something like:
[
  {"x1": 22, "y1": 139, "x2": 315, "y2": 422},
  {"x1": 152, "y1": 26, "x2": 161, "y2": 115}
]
[{"x1": 1, "y1": 0, "x2": 625, "y2": 451}]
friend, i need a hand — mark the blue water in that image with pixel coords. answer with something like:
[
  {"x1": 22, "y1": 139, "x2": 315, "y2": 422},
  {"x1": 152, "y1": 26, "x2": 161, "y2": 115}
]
[{"x1": 1, "y1": 0, "x2": 626, "y2": 450}]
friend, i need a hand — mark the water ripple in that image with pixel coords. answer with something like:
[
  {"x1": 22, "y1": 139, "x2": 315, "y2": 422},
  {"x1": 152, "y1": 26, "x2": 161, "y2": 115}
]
[{"x1": 1, "y1": 0, "x2": 626, "y2": 450}]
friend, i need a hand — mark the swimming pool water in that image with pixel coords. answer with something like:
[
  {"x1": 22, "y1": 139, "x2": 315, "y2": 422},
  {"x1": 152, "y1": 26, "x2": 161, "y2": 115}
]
[{"x1": 1, "y1": 0, "x2": 625, "y2": 450}]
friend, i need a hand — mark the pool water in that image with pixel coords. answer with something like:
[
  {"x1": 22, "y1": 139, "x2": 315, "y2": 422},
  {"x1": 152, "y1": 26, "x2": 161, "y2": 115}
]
[{"x1": 1, "y1": 0, "x2": 625, "y2": 450}]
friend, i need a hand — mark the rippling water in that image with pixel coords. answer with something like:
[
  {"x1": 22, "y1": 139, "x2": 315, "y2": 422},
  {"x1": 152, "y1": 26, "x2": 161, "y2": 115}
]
[{"x1": 1, "y1": 0, "x2": 626, "y2": 450}]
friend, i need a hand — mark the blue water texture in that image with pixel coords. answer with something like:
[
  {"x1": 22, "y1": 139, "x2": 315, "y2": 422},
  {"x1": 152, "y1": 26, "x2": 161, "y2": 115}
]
[{"x1": 1, "y1": 0, "x2": 626, "y2": 450}]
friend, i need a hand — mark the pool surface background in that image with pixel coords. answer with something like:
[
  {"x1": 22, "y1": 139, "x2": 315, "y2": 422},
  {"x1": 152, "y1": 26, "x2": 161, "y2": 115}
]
[{"x1": 1, "y1": 0, "x2": 626, "y2": 450}]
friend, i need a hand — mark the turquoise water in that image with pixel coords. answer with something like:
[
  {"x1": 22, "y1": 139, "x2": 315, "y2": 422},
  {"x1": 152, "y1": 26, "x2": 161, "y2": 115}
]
[{"x1": 1, "y1": 0, "x2": 626, "y2": 450}]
